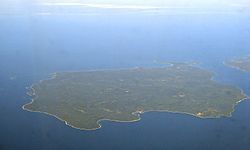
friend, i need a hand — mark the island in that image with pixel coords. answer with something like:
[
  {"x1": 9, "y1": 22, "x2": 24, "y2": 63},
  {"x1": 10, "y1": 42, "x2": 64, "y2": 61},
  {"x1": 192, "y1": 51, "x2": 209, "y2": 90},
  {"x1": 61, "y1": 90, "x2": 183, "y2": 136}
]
[
  {"x1": 225, "y1": 56, "x2": 250, "y2": 72},
  {"x1": 23, "y1": 63, "x2": 247, "y2": 130}
]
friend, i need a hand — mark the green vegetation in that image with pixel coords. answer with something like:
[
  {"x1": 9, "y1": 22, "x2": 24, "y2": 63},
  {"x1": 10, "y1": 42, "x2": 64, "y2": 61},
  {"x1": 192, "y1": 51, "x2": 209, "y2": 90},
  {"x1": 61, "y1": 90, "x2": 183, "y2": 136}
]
[
  {"x1": 23, "y1": 63, "x2": 246, "y2": 130},
  {"x1": 226, "y1": 56, "x2": 250, "y2": 72}
]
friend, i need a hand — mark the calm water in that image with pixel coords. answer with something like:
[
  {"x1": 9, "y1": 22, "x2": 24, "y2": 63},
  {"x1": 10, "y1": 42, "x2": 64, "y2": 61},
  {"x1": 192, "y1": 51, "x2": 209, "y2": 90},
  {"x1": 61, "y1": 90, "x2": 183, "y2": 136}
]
[{"x1": 0, "y1": 13, "x2": 250, "y2": 150}]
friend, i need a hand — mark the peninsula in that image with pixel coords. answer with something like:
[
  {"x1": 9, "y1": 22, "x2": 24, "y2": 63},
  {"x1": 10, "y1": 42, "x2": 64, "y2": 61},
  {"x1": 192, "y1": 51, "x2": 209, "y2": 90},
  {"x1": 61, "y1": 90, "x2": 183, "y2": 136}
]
[
  {"x1": 225, "y1": 56, "x2": 250, "y2": 72},
  {"x1": 23, "y1": 63, "x2": 247, "y2": 130}
]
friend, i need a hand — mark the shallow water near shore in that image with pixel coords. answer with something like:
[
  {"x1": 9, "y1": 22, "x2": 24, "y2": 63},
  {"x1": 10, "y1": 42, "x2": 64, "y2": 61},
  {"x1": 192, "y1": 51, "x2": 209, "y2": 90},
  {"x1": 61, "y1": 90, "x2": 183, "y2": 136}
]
[{"x1": 0, "y1": 13, "x2": 250, "y2": 150}]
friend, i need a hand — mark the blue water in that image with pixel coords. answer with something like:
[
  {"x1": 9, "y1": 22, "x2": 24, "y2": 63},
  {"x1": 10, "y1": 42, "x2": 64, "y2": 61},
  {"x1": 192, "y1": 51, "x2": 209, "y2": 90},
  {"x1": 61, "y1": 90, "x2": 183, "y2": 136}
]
[{"x1": 0, "y1": 13, "x2": 250, "y2": 150}]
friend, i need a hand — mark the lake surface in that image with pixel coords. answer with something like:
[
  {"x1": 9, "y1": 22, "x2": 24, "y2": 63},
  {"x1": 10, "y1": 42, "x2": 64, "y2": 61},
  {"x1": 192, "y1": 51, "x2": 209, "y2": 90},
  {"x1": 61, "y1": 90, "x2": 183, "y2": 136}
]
[{"x1": 0, "y1": 12, "x2": 250, "y2": 150}]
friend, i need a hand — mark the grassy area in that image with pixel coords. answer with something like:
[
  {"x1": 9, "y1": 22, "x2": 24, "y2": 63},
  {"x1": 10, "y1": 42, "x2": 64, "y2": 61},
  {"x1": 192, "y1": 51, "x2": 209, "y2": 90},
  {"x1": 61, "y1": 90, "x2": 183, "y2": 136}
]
[{"x1": 24, "y1": 63, "x2": 246, "y2": 130}]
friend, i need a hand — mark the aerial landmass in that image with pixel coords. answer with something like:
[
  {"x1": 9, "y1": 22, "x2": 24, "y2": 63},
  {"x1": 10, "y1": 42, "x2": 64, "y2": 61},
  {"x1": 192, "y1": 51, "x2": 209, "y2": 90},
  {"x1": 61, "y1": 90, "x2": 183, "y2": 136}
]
[
  {"x1": 23, "y1": 63, "x2": 247, "y2": 130},
  {"x1": 225, "y1": 56, "x2": 250, "y2": 72}
]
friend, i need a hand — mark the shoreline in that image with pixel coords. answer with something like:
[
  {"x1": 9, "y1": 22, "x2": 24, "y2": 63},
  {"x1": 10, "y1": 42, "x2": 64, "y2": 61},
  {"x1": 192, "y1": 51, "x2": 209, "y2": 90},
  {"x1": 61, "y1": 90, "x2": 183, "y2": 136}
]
[
  {"x1": 22, "y1": 96, "x2": 249, "y2": 131},
  {"x1": 22, "y1": 64, "x2": 249, "y2": 131}
]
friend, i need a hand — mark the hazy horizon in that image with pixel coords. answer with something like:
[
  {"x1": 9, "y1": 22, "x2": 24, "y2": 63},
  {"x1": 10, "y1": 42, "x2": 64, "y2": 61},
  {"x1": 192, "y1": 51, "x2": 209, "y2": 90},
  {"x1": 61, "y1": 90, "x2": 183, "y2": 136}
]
[{"x1": 0, "y1": 0, "x2": 250, "y2": 15}]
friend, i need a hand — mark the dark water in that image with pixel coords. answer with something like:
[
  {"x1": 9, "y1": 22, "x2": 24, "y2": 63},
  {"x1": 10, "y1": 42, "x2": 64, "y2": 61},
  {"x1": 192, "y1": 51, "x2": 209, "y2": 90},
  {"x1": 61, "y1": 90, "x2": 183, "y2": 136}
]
[{"x1": 0, "y1": 13, "x2": 250, "y2": 150}]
